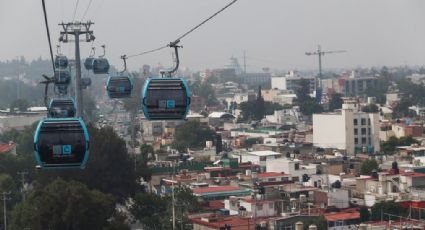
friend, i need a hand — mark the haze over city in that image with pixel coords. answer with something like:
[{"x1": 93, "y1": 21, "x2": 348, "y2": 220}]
[{"x1": 1, "y1": 0, "x2": 425, "y2": 71}]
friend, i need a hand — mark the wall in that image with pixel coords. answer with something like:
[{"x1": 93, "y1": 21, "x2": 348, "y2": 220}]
[{"x1": 313, "y1": 113, "x2": 346, "y2": 151}]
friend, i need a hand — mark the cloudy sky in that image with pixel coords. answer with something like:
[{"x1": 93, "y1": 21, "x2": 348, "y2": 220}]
[{"x1": 1, "y1": 0, "x2": 425, "y2": 72}]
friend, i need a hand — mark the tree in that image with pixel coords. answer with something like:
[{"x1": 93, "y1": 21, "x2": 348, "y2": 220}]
[
  {"x1": 371, "y1": 200, "x2": 406, "y2": 221},
  {"x1": 381, "y1": 136, "x2": 419, "y2": 154},
  {"x1": 298, "y1": 99, "x2": 323, "y2": 116},
  {"x1": 301, "y1": 216, "x2": 327, "y2": 230},
  {"x1": 190, "y1": 80, "x2": 219, "y2": 106},
  {"x1": 10, "y1": 179, "x2": 121, "y2": 230},
  {"x1": 172, "y1": 121, "x2": 215, "y2": 152},
  {"x1": 359, "y1": 206, "x2": 370, "y2": 222},
  {"x1": 360, "y1": 159, "x2": 379, "y2": 175},
  {"x1": 130, "y1": 192, "x2": 170, "y2": 229},
  {"x1": 362, "y1": 104, "x2": 379, "y2": 113},
  {"x1": 35, "y1": 126, "x2": 138, "y2": 202},
  {"x1": 393, "y1": 97, "x2": 413, "y2": 118},
  {"x1": 239, "y1": 101, "x2": 283, "y2": 121},
  {"x1": 136, "y1": 144, "x2": 154, "y2": 182},
  {"x1": 254, "y1": 86, "x2": 265, "y2": 120},
  {"x1": 295, "y1": 78, "x2": 311, "y2": 102},
  {"x1": 328, "y1": 93, "x2": 343, "y2": 111}
]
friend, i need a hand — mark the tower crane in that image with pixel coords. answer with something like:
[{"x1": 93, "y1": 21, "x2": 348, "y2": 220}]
[{"x1": 305, "y1": 45, "x2": 346, "y2": 102}]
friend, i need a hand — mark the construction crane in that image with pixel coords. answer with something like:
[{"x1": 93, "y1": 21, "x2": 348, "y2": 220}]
[{"x1": 305, "y1": 45, "x2": 346, "y2": 102}]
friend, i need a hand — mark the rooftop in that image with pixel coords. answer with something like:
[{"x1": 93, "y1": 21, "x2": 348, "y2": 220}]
[
  {"x1": 257, "y1": 172, "x2": 288, "y2": 178},
  {"x1": 192, "y1": 186, "x2": 242, "y2": 194},
  {"x1": 246, "y1": 151, "x2": 281, "y2": 157},
  {"x1": 324, "y1": 211, "x2": 360, "y2": 222}
]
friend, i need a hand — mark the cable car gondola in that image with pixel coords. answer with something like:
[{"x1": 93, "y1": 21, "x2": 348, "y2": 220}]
[
  {"x1": 54, "y1": 55, "x2": 69, "y2": 69},
  {"x1": 34, "y1": 118, "x2": 89, "y2": 169},
  {"x1": 142, "y1": 77, "x2": 190, "y2": 120},
  {"x1": 92, "y1": 45, "x2": 110, "y2": 74},
  {"x1": 84, "y1": 47, "x2": 96, "y2": 70},
  {"x1": 106, "y1": 73, "x2": 133, "y2": 98},
  {"x1": 54, "y1": 69, "x2": 71, "y2": 86},
  {"x1": 48, "y1": 98, "x2": 76, "y2": 118}
]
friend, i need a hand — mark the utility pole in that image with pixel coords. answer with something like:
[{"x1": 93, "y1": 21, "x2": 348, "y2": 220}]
[
  {"x1": 58, "y1": 21, "x2": 95, "y2": 118},
  {"x1": 305, "y1": 45, "x2": 346, "y2": 103},
  {"x1": 17, "y1": 171, "x2": 28, "y2": 201},
  {"x1": 1, "y1": 192, "x2": 10, "y2": 230}
]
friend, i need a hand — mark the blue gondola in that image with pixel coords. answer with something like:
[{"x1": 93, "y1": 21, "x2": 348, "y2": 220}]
[
  {"x1": 84, "y1": 57, "x2": 94, "y2": 70},
  {"x1": 142, "y1": 77, "x2": 190, "y2": 120},
  {"x1": 57, "y1": 85, "x2": 68, "y2": 95},
  {"x1": 106, "y1": 73, "x2": 133, "y2": 98},
  {"x1": 54, "y1": 55, "x2": 69, "y2": 69},
  {"x1": 92, "y1": 58, "x2": 110, "y2": 74},
  {"x1": 48, "y1": 98, "x2": 76, "y2": 118},
  {"x1": 34, "y1": 118, "x2": 89, "y2": 169},
  {"x1": 54, "y1": 69, "x2": 71, "y2": 86}
]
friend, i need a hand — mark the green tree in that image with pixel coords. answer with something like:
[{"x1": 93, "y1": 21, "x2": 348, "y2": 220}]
[
  {"x1": 136, "y1": 144, "x2": 154, "y2": 182},
  {"x1": 35, "y1": 126, "x2": 138, "y2": 201},
  {"x1": 191, "y1": 80, "x2": 219, "y2": 106},
  {"x1": 393, "y1": 97, "x2": 413, "y2": 118},
  {"x1": 254, "y1": 86, "x2": 265, "y2": 120},
  {"x1": 130, "y1": 192, "x2": 170, "y2": 229},
  {"x1": 381, "y1": 136, "x2": 419, "y2": 154},
  {"x1": 172, "y1": 120, "x2": 215, "y2": 152},
  {"x1": 298, "y1": 98, "x2": 323, "y2": 116},
  {"x1": 360, "y1": 206, "x2": 370, "y2": 222},
  {"x1": 328, "y1": 93, "x2": 343, "y2": 111},
  {"x1": 295, "y1": 78, "x2": 311, "y2": 102},
  {"x1": 10, "y1": 179, "x2": 121, "y2": 230},
  {"x1": 239, "y1": 101, "x2": 283, "y2": 121},
  {"x1": 302, "y1": 216, "x2": 327, "y2": 230},
  {"x1": 360, "y1": 159, "x2": 379, "y2": 175},
  {"x1": 371, "y1": 200, "x2": 406, "y2": 221},
  {"x1": 362, "y1": 104, "x2": 379, "y2": 113}
]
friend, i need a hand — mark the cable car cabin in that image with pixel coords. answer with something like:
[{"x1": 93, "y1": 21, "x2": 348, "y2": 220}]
[
  {"x1": 48, "y1": 98, "x2": 76, "y2": 118},
  {"x1": 34, "y1": 118, "x2": 89, "y2": 169},
  {"x1": 54, "y1": 69, "x2": 71, "y2": 86},
  {"x1": 142, "y1": 78, "x2": 190, "y2": 120},
  {"x1": 106, "y1": 73, "x2": 133, "y2": 98},
  {"x1": 57, "y1": 85, "x2": 68, "y2": 95},
  {"x1": 92, "y1": 58, "x2": 110, "y2": 74},
  {"x1": 84, "y1": 57, "x2": 94, "y2": 70},
  {"x1": 54, "y1": 55, "x2": 69, "y2": 69}
]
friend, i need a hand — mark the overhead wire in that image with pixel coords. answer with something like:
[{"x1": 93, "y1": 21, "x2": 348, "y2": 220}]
[
  {"x1": 72, "y1": 0, "x2": 80, "y2": 22},
  {"x1": 41, "y1": 0, "x2": 55, "y2": 73},
  {"x1": 80, "y1": 0, "x2": 94, "y2": 22},
  {"x1": 125, "y1": 0, "x2": 238, "y2": 59}
]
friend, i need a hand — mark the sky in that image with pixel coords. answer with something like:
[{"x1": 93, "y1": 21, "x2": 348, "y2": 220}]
[{"x1": 1, "y1": 0, "x2": 425, "y2": 72}]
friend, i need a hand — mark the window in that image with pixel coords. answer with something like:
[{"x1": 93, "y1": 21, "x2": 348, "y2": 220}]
[
  {"x1": 257, "y1": 204, "x2": 263, "y2": 211},
  {"x1": 268, "y1": 178, "x2": 276, "y2": 182},
  {"x1": 354, "y1": 138, "x2": 358, "y2": 144},
  {"x1": 362, "y1": 137, "x2": 366, "y2": 144},
  {"x1": 361, "y1": 128, "x2": 366, "y2": 135},
  {"x1": 368, "y1": 118, "x2": 371, "y2": 125},
  {"x1": 269, "y1": 203, "x2": 274, "y2": 209},
  {"x1": 368, "y1": 128, "x2": 371, "y2": 135},
  {"x1": 368, "y1": 137, "x2": 371, "y2": 144},
  {"x1": 353, "y1": 119, "x2": 358, "y2": 125},
  {"x1": 295, "y1": 163, "x2": 300, "y2": 170},
  {"x1": 354, "y1": 128, "x2": 358, "y2": 135},
  {"x1": 361, "y1": 118, "x2": 366, "y2": 125}
]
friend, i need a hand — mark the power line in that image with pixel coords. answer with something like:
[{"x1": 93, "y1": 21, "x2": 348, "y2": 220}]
[
  {"x1": 126, "y1": 0, "x2": 238, "y2": 59},
  {"x1": 72, "y1": 0, "x2": 80, "y2": 22},
  {"x1": 41, "y1": 0, "x2": 56, "y2": 73},
  {"x1": 80, "y1": 0, "x2": 94, "y2": 22}
]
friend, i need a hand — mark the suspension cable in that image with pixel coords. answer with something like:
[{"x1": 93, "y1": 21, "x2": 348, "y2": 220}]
[
  {"x1": 72, "y1": 0, "x2": 80, "y2": 22},
  {"x1": 80, "y1": 0, "x2": 94, "y2": 22},
  {"x1": 41, "y1": 0, "x2": 55, "y2": 73},
  {"x1": 125, "y1": 0, "x2": 238, "y2": 59}
]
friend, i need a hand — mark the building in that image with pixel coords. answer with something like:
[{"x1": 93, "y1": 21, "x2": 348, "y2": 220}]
[
  {"x1": 271, "y1": 71, "x2": 315, "y2": 93},
  {"x1": 208, "y1": 112, "x2": 235, "y2": 127},
  {"x1": 313, "y1": 101, "x2": 380, "y2": 155},
  {"x1": 241, "y1": 72, "x2": 272, "y2": 89},
  {"x1": 340, "y1": 73, "x2": 378, "y2": 97},
  {"x1": 265, "y1": 158, "x2": 317, "y2": 182},
  {"x1": 192, "y1": 186, "x2": 251, "y2": 201},
  {"x1": 239, "y1": 151, "x2": 282, "y2": 171},
  {"x1": 191, "y1": 95, "x2": 206, "y2": 112}
]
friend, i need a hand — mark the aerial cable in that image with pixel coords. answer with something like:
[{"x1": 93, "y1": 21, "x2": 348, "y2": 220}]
[
  {"x1": 125, "y1": 0, "x2": 238, "y2": 59},
  {"x1": 41, "y1": 0, "x2": 56, "y2": 73},
  {"x1": 80, "y1": 0, "x2": 94, "y2": 22},
  {"x1": 72, "y1": 0, "x2": 80, "y2": 22}
]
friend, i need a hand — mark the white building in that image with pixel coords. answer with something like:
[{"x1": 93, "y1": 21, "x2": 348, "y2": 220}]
[
  {"x1": 271, "y1": 71, "x2": 315, "y2": 93},
  {"x1": 313, "y1": 101, "x2": 380, "y2": 155},
  {"x1": 265, "y1": 108, "x2": 303, "y2": 125},
  {"x1": 239, "y1": 151, "x2": 282, "y2": 171},
  {"x1": 224, "y1": 196, "x2": 278, "y2": 217},
  {"x1": 266, "y1": 158, "x2": 317, "y2": 182}
]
